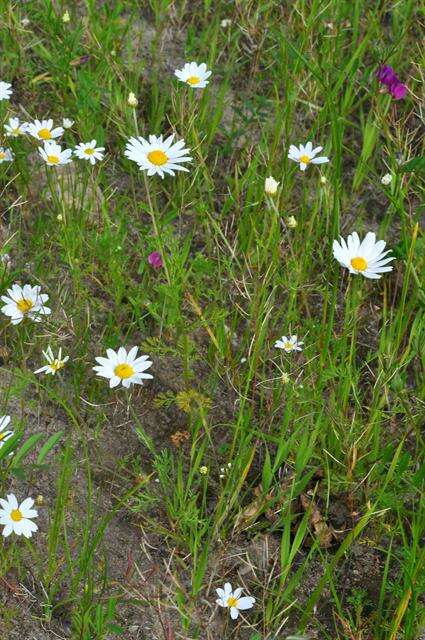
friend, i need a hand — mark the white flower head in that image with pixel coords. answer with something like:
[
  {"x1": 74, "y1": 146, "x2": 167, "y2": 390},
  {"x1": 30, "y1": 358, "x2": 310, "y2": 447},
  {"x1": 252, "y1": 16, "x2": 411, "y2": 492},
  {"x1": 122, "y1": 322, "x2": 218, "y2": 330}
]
[
  {"x1": 74, "y1": 140, "x2": 105, "y2": 165},
  {"x1": 62, "y1": 10, "x2": 70, "y2": 23},
  {"x1": 216, "y1": 582, "x2": 255, "y2": 620},
  {"x1": 1, "y1": 283, "x2": 51, "y2": 325},
  {"x1": 27, "y1": 118, "x2": 64, "y2": 141},
  {"x1": 0, "y1": 416, "x2": 13, "y2": 450},
  {"x1": 124, "y1": 134, "x2": 192, "y2": 178},
  {"x1": 221, "y1": 18, "x2": 232, "y2": 27},
  {"x1": 381, "y1": 173, "x2": 392, "y2": 185},
  {"x1": 0, "y1": 82, "x2": 12, "y2": 101},
  {"x1": 333, "y1": 231, "x2": 395, "y2": 279},
  {"x1": 174, "y1": 62, "x2": 212, "y2": 88},
  {"x1": 265, "y1": 175, "x2": 279, "y2": 195},
  {"x1": 34, "y1": 346, "x2": 69, "y2": 376},
  {"x1": 287, "y1": 215, "x2": 297, "y2": 228},
  {"x1": 275, "y1": 335, "x2": 303, "y2": 352},
  {"x1": 0, "y1": 494, "x2": 38, "y2": 538},
  {"x1": 93, "y1": 346, "x2": 153, "y2": 389},
  {"x1": 39, "y1": 140, "x2": 73, "y2": 166},
  {"x1": 0, "y1": 147, "x2": 14, "y2": 163},
  {"x1": 288, "y1": 142, "x2": 329, "y2": 171},
  {"x1": 62, "y1": 118, "x2": 74, "y2": 129},
  {"x1": 4, "y1": 117, "x2": 29, "y2": 137},
  {"x1": 128, "y1": 92, "x2": 138, "y2": 107}
]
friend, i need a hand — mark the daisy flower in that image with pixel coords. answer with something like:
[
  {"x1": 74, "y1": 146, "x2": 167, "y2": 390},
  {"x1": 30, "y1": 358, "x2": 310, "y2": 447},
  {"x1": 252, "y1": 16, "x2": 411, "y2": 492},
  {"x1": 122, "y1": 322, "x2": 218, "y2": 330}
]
[
  {"x1": 34, "y1": 346, "x2": 69, "y2": 375},
  {"x1": 4, "y1": 117, "x2": 29, "y2": 137},
  {"x1": 288, "y1": 142, "x2": 329, "y2": 171},
  {"x1": 62, "y1": 118, "x2": 74, "y2": 129},
  {"x1": 0, "y1": 81, "x2": 12, "y2": 101},
  {"x1": 332, "y1": 231, "x2": 395, "y2": 279},
  {"x1": 0, "y1": 147, "x2": 14, "y2": 163},
  {"x1": 174, "y1": 62, "x2": 212, "y2": 88},
  {"x1": 216, "y1": 583, "x2": 255, "y2": 620},
  {"x1": 1, "y1": 283, "x2": 51, "y2": 325},
  {"x1": 38, "y1": 140, "x2": 73, "y2": 166},
  {"x1": 74, "y1": 140, "x2": 105, "y2": 165},
  {"x1": 27, "y1": 118, "x2": 64, "y2": 141},
  {"x1": 0, "y1": 416, "x2": 13, "y2": 450},
  {"x1": 93, "y1": 346, "x2": 153, "y2": 389},
  {"x1": 275, "y1": 335, "x2": 303, "y2": 352},
  {"x1": 0, "y1": 494, "x2": 38, "y2": 538},
  {"x1": 124, "y1": 134, "x2": 192, "y2": 178},
  {"x1": 265, "y1": 175, "x2": 279, "y2": 195}
]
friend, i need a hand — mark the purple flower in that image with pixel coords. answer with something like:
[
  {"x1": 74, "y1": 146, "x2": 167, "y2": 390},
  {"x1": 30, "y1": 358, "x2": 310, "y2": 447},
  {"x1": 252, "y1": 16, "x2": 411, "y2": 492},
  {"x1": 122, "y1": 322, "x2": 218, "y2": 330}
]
[
  {"x1": 148, "y1": 251, "x2": 163, "y2": 269},
  {"x1": 376, "y1": 65, "x2": 407, "y2": 100},
  {"x1": 389, "y1": 81, "x2": 407, "y2": 100}
]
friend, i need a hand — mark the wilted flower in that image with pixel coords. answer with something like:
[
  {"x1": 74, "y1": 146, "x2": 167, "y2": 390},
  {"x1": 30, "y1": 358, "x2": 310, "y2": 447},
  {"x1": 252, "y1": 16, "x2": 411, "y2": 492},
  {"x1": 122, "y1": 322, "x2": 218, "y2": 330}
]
[
  {"x1": 124, "y1": 134, "x2": 192, "y2": 178},
  {"x1": 62, "y1": 10, "x2": 70, "y2": 23},
  {"x1": 74, "y1": 140, "x2": 105, "y2": 165},
  {"x1": 174, "y1": 62, "x2": 212, "y2": 88},
  {"x1": 0, "y1": 494, "x2": 38, "y2": 538},
  {"x1": 216, "y1": 583, "x2": 255, "y2": 620},
  {"x1": 0, "y1": 82, "x2": 12, "y2": 101},
  {"x1": 333, "y1": 231, "x2": 395, "y2": 279},
  {"x1": 34, "y1": 346, "x2": 69, "y2": 375},
  {"x1": 93, "y1": 346, "x2": 153, "y2": 389},
  {"x1": 221, "y1": 18, "x2": 232, "y2": 27},
  {"x1": 1, "y1": 283, "x2": 51, "y2": 324},
  {"x1": 287, "y1": 216, "x2": 297, "y2": 228},
  {"x1": 288, "y1": 142, "x2": 329, "y2": 171},
  {"x1": 148, "y1": 251, "x2": 163, "y2": 269},
  {"x1": 128, "y1": 92, "x2": 138, "y2": 107},
  {"x1": 62, "y1": 118, "x2": 74, "y2": 129},
  {"x1": 265, "y1": 175, "x2": 279, "y2": 195},
  {"x1": 199, "y1": 466, "x2": 208, "y2": 475},
  {"x1": 381, "y1": 173, "x2": 392, "y2": 185}
]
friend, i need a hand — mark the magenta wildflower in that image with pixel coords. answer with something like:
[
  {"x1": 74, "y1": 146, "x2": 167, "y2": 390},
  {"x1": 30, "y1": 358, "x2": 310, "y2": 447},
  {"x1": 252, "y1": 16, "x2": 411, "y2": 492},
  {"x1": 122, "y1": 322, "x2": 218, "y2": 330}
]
[
  {"x1": 376, "y1": 65, "x2": 407, "y2": 101},
  {"x1": 148, "y1": 251, "x2": 163, "y2": 269}
]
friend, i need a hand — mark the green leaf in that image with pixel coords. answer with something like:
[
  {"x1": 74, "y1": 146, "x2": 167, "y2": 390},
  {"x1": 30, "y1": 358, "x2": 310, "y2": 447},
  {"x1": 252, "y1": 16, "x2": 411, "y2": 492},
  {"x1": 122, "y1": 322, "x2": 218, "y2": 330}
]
[
  {"x1": 37, "y1": 431, "x2": 64, "y2": 464},
  {"x1": 12, "y1": 433, "x2": 44, "y2": 465},
  {"x1": 401, "y1": 157, "x2": 425, "y2": 172}
]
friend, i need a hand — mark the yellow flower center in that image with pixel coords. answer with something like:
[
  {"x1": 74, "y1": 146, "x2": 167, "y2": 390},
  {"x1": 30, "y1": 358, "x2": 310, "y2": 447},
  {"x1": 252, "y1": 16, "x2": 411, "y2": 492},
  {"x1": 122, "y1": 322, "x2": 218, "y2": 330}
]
[
  {"x1": 17, "y1": 298, "x2": 34, "y2": 313},
  {"x1": 227, "y1": 596, "x2": 239, "y2": 608},
  {"x1": 299, "y1": 155, "x2": 311, "y2": 164},
  {"x1": 0, "y1": 432, "x2": 5, "y2": 441},
  {"x1": 114, "y1": 363, "x2": 134, "y2": 379},
  {"x1": 51, "y1": 359, "x2": 65, "y2": 372},
  {"x1": 10, "y1": 508, "x2": 23, "y2": 522},
  {"x1": 47, "y1": 155, "x2": 60, "y2": 164},
  {"x1": 284, "y1": 342, "x2": 294, "y2": 350},
  {"x1": 147, "y1": 150, "x2": 168, "y2": 166},
  {"x1": 187, "y1": 75, "x2": 201, "y2": 85},
  {"x1": 84, "y1": 148, "x2": 95, "y2": 155},
  {"x1": 12, "y1": 128, "x2": 20, "y2": 135},
  {"x1": 38, "y1": 128, "x2": 52, "y2": 140},
  {"x1": 350, "y1": 256, "x2": 367, "y2": 271},
  {"x1": 0, "y1": 152, "x2": 5, "y2": 160}
]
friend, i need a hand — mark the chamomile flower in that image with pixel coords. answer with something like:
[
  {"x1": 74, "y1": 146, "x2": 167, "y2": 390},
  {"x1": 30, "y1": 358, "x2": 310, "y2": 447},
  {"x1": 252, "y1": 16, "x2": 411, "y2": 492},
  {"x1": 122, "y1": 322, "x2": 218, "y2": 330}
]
[
  {"x1": 1, "y1": 283, "x2": 51, "y2": 325},
  {"x1": 174, "y1": 62, "x2": 212, "y2": 88},
  {"x1": 34, "y1": 346, "x2": 69, "y2": 376},
  {"x1": 0, "y1": 494, "x2": 38, "y2": 538},
  {"x1": 275, "y1": 335, "x2": 303, "y2": 352},
  {"x1": 93, "y1": 346, "x2": 153, "y2": 389},
  {"x1": 125, "y1": 134, "x2": 192, "y2": 178},
  {"x1": 216, "y1": 583, "x2": 255, "y2": 620},
  {"x1": 39, "y1": 140, "x2": 72, "y2": 166},
  {"x1": 0, "y1": 416, "x2": 13, "y2": 450},
  {"x1": 333, "y1": 232, "x2": 395, "y2": 280},
  {"x1": 0, "y1": 147, "x2": 14, "y2": 163},
  {"x1": 288, "y1": 142, "x2": 329, "y2": 171},
  {"x1": 0, "y1": 82, "x2": 12, "y2": 101},
  {"x1": 27, "y1": 118, "x2": 64, "y2": 141},
  {"x1": 4, "y1": 117, "x2": 29, "y2": 137},
  {"x1": 74, "y1": 140, "x2": 105, "y2": 165}
]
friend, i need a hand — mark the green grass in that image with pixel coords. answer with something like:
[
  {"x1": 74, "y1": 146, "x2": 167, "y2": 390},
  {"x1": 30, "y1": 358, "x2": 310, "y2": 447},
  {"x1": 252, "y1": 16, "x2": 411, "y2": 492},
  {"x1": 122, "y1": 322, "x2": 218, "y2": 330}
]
[{"x1": 0, "y1": 0, "x2": 424, "y2": 638}]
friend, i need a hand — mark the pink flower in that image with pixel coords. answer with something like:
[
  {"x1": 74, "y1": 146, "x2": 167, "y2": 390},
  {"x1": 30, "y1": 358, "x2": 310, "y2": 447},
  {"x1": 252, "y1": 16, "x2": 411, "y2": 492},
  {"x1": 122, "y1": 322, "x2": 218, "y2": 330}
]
[
  {"x1": 148, "y1": 251, "x2": 163, "y2": 269},
  {"x1": 389, "y1": 81, "x2": 407, "y2": 100},
  {"x1": 376, "y1": 65, "x2": 407, "y2": 101}
]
